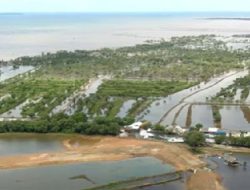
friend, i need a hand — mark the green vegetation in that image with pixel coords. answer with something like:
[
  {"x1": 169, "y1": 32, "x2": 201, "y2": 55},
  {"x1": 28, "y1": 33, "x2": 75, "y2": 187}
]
[
  {"x1": 228, "y1": 136, "x2": 250, "y2": 147},
  {"x1": 215, "y1": 135, "x2": 250, "y2": 148},
  {"x1": 184, "y1": 131, "x2": 205, "y2": 148},
  {"x1": 98, "y1": 80, "x2": 195, "y2": 97},
  {"x1": 153, "y1": 124, "x2": 166, "y2": 133},
  {"x1": 76, "y1": 80, "x2": 194, "y2": 118},
  {"x1": 211, "y1": 105, "x2": 222, "y2": 128},
  {"x1": 214, "y1": 135, "x2": 226, "y2": 144},
  {"x1": 185, "y1": 105, "x2": 192, "y2": 127},
  {"x1": 12, "y1": 35, "x2": 248, "y2": 82},
  {"x1": 127, "y1": 98, "x2": 153, "y2": 117},
  {"x1": 80, "y1": 80, "x2": 194, "y2": 118},
  {"x1": 0, "y1": 77, "x2": 83, "y2": 117},
  {"x1": 1, "y1": 35, "x2": 250, "y2": 134},
  {"x1": 211, "y1": 74, "x2": 250, "y2": 103},
  {"x1": 0, "y1": 113, "x2": 134, "y2": 135}
]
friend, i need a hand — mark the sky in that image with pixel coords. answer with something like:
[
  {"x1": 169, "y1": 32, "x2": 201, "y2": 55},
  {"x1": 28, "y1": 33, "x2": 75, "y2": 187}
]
[{"x1": 0, "y1": 0, "x2": 250, "y2": 13}]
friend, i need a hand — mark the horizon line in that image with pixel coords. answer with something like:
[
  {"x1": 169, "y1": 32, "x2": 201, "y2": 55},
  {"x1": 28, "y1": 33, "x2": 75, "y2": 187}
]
[{"x1": 1, "y1": 11, "x2": 250, "y2": 14}]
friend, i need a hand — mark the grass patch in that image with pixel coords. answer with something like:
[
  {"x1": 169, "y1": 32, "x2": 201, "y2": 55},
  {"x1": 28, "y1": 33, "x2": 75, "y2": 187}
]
[{"x1": 98, "y1": 80, "x2": 195, "y2": 97}]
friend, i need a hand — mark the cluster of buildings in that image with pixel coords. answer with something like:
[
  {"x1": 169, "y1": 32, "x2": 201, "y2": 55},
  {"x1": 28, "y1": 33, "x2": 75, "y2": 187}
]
[
  {"x1": 120, "y1": 121, "x2": 250, "y2": 144},
  {"x1": 120, "y1": 122, "x2": 185, "y2": 143},
  {"x1": 120, "y1": 122, "x2": 155, "y2": 139}
]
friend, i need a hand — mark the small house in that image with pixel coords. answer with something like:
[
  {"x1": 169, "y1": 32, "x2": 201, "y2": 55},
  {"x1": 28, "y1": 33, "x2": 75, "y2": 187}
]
[
  {"x1": 139, "y1": 129, "x2": 154, "y2": 139},
  {"x1": 167, "y1": 137, "x2": 184, "y2": 143},
  {"x1": 125, "y1": 122, "x2": 143, "y2": 131}
]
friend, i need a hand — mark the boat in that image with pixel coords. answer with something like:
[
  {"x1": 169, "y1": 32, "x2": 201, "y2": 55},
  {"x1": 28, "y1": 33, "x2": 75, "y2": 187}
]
[{"x1": 223, "y1": 154, "x2": 240, "y2": 167}]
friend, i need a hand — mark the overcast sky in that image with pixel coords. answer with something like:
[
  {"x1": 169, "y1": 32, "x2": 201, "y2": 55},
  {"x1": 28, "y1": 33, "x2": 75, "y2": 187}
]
[{"x1": 0, "y1": 0, "x2": 250, "y2": 13}]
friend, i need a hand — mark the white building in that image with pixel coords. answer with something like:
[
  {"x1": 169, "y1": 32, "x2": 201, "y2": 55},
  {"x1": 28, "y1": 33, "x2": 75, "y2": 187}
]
[
  {"x1": 167, "y1": 137, "x2": 184, "y2": 143},
  {"x1": 173, "y1": 125, "x2": 188, "y2": 135},
  {"x1": 119, "y1": 129, "x2": 129, "y2": 138},
  {"x1": 206, "y1": 138, "x2": 215, "y2": 143},
  {"x1": 139, "y1": 129, "x2": 154, "y2": 139},
  {"x1": 208, "y1": 128, "x2": 219, "y2": 133},
  {"x1": 125, "y1": 122, "x2": 143, "y2": 130}
]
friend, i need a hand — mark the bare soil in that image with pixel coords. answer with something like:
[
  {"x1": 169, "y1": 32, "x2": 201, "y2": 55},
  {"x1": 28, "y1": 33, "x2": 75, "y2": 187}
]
[
  {"x1": 187, "y1": 170, "x2": 224, "y2": 190},
  {"x1": 0, "y1": 136, "x2": 203, "y2": 171}
]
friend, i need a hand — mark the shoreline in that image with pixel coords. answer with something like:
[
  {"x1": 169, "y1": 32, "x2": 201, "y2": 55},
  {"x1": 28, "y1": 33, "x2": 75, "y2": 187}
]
[
  {"x1": 0, "y1": 133, "x2": 250, "y2": 167},
  {"x1": 0, "y1": 134, "x2": 238, "y2": 190},
  {"x1": 0, "y1": 134, "x2": 203, "y2": 170}
]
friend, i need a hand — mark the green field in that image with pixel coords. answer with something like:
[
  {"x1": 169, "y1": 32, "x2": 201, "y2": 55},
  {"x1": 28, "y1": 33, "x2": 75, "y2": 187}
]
[
  {"x1": 0, "y1": 76, "x2": 83, "y2": 117},
  {"x1": 76, "y1": 80, "x2": 195, "y2": 118}
]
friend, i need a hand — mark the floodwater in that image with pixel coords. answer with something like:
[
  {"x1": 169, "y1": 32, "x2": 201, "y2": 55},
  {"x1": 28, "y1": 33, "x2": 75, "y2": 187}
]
[
  {"x1": 137, "y1": 87, "x2": 200, "y2": 124},
  {"x1": 0, "y1": 134, "x2": 64, "y2": 156},
  {"x1": 0, "y1": 65, "x2": 34, "y2": 82},
  {"x1": 138, "y1": 70, "x2": 248, "y2": 127},
  {"x1": 0, "y1": 98, "x2": 42, "y2": 118},
  {"x1": 234, "y1": 89, "x2": 243, "y2": 102},
  {"x1": 1, "y1": 12, "x2": 250, "y2": 60},
  {"x1": 116, "y1": 99, "x2": 136, "y2": 118},
  {"x1": 0, "y1": 100, "x2": 29, "y2": 118},
  {"x1": 52, "y1": 76, "x2": 110, "y2": 115},
  {"x1": 0, "y1": 157, "x2": 175, "y2": 190},
  {"x1": 175, "y1": 104, "x2": 250, "y2": 131},
  {"x1": 220, "y1": 106, "x2": 250, "y2": 131},
  {"x1": 175, "y1": 104, "x2": 189, "y2": 127},
  {"x1": 211, "y1": 154, "x2": 250, "y2": 190},
  {"x1": 190, "y1": 105, "x2": 214, "y2": 128},
  {"x1": 185, "y1": 70, "x2": 248, "y2": 103}
]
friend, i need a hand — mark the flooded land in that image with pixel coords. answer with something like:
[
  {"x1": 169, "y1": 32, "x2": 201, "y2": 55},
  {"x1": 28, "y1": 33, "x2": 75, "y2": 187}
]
[
  {"x1": 1, "y1": 13, "x2": 250, "y2": 61},
  {"x1": 0, "y1": 65, "x2": 34, "y2": 82},
  {"x1": 0, "y1": 12, "x2": 250, "y2": 190},
  {"x1": 209, "y1": 153, "x2": 250, "y2": 190},
  {"x1": 137, "y1": 69, "x2": 250, "y2": 132}
]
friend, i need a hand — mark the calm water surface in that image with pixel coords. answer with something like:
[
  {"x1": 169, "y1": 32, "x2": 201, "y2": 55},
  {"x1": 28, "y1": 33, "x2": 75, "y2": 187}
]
[
  {"x1": 0, "y1": 157, "x2": 175, "y2": 190},
  {"x1": 0, "y1": 134, "x2": 64, "y2": 156},
  {"x1": 0, "y1": 65, "x2": 34, "y2": 82},
  {"x1": 139, "y1": 70, "x2": 249, "y2": 128},
  {"x1": 220, "y1": 106, "x2": 250, "y2": 131},
  {"x1": 211, "y1": 154, "x2": 250, "y2": 190},
  {"x1": 1, "y1": 12, "x2": 250, "y2": 60}
]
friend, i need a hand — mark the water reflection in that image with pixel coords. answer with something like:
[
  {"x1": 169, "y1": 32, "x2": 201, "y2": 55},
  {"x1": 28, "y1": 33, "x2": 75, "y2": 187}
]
[
  {"x1": 0, "y1": 157, "x2": 175, "y2": 190},
  {"x1": 117, "y1": 99, "x2": 136, "y2": 118},
  {"x1": 221, "y1": 106, "x2": 250, "y2": 131},
  {"x1": 0, "y1": 65, "x2": 34, "y2": 82},
  {"x1": 211, "y1": 154, "x2": 250, "y2": 190},
  {"x1": 0, "y1": 134, "x2": 64, "y2": 156}
]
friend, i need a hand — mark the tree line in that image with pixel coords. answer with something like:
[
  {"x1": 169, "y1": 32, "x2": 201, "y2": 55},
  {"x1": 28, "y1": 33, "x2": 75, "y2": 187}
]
[{"x1": 0, "y1": 113, "x2": 134, "y2": 136}]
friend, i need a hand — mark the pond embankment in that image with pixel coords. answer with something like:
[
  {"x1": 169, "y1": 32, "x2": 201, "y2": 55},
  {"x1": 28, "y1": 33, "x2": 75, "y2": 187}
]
[{"x1": 0, "y1": 135, "x2": 204, "y2": 171}]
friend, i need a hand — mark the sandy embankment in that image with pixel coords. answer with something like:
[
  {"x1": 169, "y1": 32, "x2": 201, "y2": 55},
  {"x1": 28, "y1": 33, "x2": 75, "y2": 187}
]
[
  {"x1": 0, "y1": 136, "x2": 203, "y2": 171},
  {"x1": 187, "y1": 170, "x2": 225, "y2": 190},
  {"x1": 0, "y1": 135, "x2": 227, "y2": 190}
]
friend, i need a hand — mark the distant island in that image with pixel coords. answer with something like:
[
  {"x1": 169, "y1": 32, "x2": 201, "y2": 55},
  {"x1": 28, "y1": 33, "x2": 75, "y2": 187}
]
[
  {"x1": 206, "y1": 17, "x2": 250, "y2": 21},
  {"x1": 0, "y1": 13, "x2": 23, "y2": 16}
]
